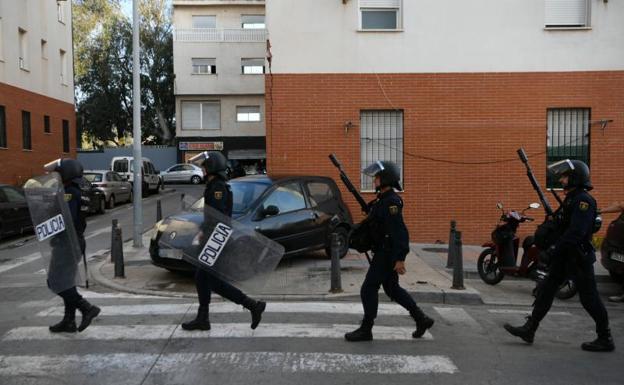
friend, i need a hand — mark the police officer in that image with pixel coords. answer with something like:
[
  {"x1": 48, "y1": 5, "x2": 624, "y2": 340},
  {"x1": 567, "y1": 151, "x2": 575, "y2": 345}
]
[
  {"x1": 44, "y1": 159, "x2": 101, "y2": 333},
  {"x1": 181, "y1": 151, "x2": 266, "y2": 331},
  {"x1": 504, "y1": 159, "x2": 615, "y2": 352},
  {"x1": 345, "y1": 161, "x2": 434, "y2": 342}
]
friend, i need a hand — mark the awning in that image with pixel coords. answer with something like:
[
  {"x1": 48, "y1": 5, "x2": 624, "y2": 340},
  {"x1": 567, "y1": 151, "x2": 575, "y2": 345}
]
[{"x1": 227, "y1": 149, "x2": 266, "y2": 160}]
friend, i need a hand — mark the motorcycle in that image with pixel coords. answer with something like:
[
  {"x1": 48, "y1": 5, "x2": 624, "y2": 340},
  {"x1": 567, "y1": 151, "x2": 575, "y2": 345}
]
[
  {"x1": 600, "y1": 212, "x2": 624, "y2": 284},
  {"x1": 477, "y1": 201, "x2": 578, "y2": 300}
]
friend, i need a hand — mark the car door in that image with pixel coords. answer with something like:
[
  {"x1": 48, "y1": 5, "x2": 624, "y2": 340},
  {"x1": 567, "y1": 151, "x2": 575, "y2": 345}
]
[
  {"x1": 0, "y1": 186, "x2": 30, "y2": 234},
  {"x1": 180, "y1": 164, "x2": 195, "y2": 183},
  {"x1": 165, "y1": 165, "x2": 182, "y2": 182},
  {"x1": 113, "y1": 172, "x2": 131, "y2": 201},
  {"x1": 253, "y1": 182, "x2": 318, "y2": 254},
  {"x1": 304, "y1": 180, "x2": 337, "y2": 247}
]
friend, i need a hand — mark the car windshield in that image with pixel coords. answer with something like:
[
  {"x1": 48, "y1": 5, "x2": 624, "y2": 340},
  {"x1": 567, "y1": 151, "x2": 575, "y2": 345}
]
[
  {"x1": 84, "y1": 173, "x2": 103, "y2": 183},
  {"x1": 190, "y1": 181, "x2": 269, "y2": 214}
]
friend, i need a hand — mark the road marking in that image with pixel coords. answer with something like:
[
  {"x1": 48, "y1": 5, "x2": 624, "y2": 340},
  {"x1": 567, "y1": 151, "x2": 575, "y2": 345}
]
[
  {"x1": 0, "y1": 352, "x2": 457, "y2": 375},
  {"x1": 85, "y1": 228, "x2": 111, "y2": 240},
  {"x1": 488, "y1": 309, "x2": 572, "y2": 316},
  {"x1": 433, "y1": 307, "x2": 481, "y2": 329},
  {"x1": 37, "y1": 302, "x2": 413, "y2": 317},
  {"x1": 0, "y1": 253, "x2": 40, "y2": 274},
  {"x1": 3, "y1": 323, "x2": 432, "y2": 341}
]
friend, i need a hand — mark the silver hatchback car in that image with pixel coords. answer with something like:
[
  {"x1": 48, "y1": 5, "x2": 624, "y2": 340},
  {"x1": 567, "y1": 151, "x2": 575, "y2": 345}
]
[
  {"x1": 160, "y1": 163, "x2": 204, "y2": 185},
  {"x1": 84, "y1": 170, "x2": 133, "y2": 208}
]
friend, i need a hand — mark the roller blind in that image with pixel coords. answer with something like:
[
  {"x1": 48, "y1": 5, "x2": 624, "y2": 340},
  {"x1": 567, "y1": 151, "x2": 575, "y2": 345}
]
[
  {"x1": 545, "y1": 0, "x2": 589, "y2": 27},
  {"x1": 360, "y1": 0, "x2": 401, "y2": 8}
]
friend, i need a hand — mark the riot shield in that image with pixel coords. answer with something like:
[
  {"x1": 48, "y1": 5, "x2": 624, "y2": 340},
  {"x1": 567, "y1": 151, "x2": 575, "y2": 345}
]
[
  {"x1": 158, "y1": 204, "x2": 285, "y2": 289},
  {"x1": 23, "y1": 173, "x2": 84, "y2": 294}
]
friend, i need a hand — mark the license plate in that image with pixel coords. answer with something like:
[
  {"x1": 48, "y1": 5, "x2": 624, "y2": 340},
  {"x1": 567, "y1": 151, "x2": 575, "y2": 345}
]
[
  {"x1": 610, "y1": 252, "x2": 624, "y2": 263},
  {"x1": 159, "y1": 249, "x2": 183, "y2": 260}
]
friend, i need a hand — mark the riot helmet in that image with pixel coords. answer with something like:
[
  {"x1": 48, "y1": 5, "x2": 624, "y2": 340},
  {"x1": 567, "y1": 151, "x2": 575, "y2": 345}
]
[
  {"x1": 44, "y1": 158, "x2": 84, "y2": 184},
  {"x1": 363, "y1": 160, "x2": 402, "y2": 191},
  {"x1": 548, "y1": 159, "x2": 592, "y2": 191},
  {"x1": 189, "y1": 151, "x2": 228, "y2": 179}
]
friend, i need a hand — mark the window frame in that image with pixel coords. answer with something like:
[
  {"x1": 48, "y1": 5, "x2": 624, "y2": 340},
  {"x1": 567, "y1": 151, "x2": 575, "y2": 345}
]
[
  {"x1": 44, "y1": 115, "x2": 51, "y2": 134},
  {"x1": 260, "y1": 182, "x2": 308, "y2": 217},
  {"x1": 359, "y1": 0, "x2": 403, "y2": 31},
  {"x1": 241, "y1": 14, "x2": 266, "y2": 29},
  {"x1": 181, "y1": 101, "x2": 221, "y2": 130},
  {"x1": 22, "y1": 110, "x2": 31, "y2": 150},
  {"x1": 191, "y1": 58, "x2": 216, "y2": 75},
  {"x1": 236, "y1": 106, "x2": 262, "y2": 123},
  {"x1": 0, "y1": 105, "x2": 6, "y2": 149},
  {"x1": 544, "y1": 0, "x2": 591, "y2": 29},
  {"x1": 192, "y1": 15, "x2": 216, "y2": 29},
  {"x1": 241, "y1": 58, "x2": 265, "y2": 75},
  {"x1": 18, "y1": 28, "x2": 28, "y2": 71},
  {"x1": 57, "y1": 1, "x2": 66, "y2": 24}
]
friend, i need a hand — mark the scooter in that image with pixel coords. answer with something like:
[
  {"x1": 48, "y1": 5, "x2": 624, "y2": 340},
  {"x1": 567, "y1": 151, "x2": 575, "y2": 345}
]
[
  {"x1": 600, "y1": 212, "x2": 624, "y2": 284},
  {"x1": 477, "y1": 201, "x2": 577, "y2": 299}
]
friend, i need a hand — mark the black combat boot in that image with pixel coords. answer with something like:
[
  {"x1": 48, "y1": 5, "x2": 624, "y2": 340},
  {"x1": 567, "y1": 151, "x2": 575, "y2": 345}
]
[
  {"x1": 345, "y1": 321, "x2": 374, "y2": 342},
  {"x1": 49, "y1": 304, "x2": 77, "y2": 333},
  {"x1": 411, "y1": 308, "x2": 434, "y2": 338},
  {"x1": 242, "y1": 298, "x2": 266, "y2": 330},
  {"x1": 581, "y1": 329, "x2": 615, "y2": 352},
  {"x1": 504, "y1": 316, "x2": 539, "y2": 344},
  {"x1": 76, "y1": 298, "x2": 101, "y2": 332},
  {"x1": 182, "y1": 306, "x2": 211, "y2": 331}
]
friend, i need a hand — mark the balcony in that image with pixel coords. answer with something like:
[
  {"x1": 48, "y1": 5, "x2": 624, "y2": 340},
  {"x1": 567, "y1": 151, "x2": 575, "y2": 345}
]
[
  {"x1": 173, "y1": 0, "x2": 264, "y2": 5},
  {"x1": 174, "y1": 28, "x2": 268, "y2": 43}
]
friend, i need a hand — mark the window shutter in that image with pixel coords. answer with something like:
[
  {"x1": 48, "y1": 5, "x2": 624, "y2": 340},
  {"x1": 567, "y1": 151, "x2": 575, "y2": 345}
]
[
  {"x1": 182, "y1": 102, "x2": 201, "y2": 130},
  {"x1": 202, "y1": 102, "x2": 221, "y2": 129},
  {"x1": 545, "y1": 0, "x2": 588, "y2": 27},
  {"x1": 360, "y1": 0, "x2": 401, "y2": 8},
  {"x1": 192, "y1": 58, "x2": 215, "y2": 67}
]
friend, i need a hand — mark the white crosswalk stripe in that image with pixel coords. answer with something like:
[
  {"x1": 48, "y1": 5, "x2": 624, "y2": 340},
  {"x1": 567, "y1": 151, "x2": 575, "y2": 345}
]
[
  {"x1": 433, "y1": 307, "x2": 482, "y2": 329},
  {"x1": 488, "y1": 309, "x2": 572, "y2": 316},
  {"x1": 0, "y1": 252, "x2": 40, "y2": 274}
]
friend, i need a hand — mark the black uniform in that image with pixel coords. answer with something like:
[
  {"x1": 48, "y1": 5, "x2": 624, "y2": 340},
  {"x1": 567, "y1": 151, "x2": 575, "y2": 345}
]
[{"x1": 531, "y1": 188, "x2": 609, "y2": 332}]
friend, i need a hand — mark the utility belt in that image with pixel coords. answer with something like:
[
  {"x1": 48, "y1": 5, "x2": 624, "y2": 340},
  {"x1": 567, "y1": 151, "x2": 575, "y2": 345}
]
[{"x1": 350, "y1": 217, "x2": 385, "y2": 253}]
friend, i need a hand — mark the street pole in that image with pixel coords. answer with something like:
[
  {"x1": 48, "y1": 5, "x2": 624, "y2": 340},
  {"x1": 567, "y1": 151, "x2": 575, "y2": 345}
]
[{"x1": 132, "y1": 0, "x2": 143, "y2": 247}]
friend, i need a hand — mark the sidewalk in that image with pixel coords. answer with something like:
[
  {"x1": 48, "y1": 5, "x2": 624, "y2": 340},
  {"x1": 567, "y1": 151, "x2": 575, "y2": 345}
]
[{"x1": 91, "y1": 231, "x2": 482, "y2": 304}]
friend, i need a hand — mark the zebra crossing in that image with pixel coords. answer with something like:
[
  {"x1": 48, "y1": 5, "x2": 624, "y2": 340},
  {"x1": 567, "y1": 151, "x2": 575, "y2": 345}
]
[{"x1": 0, "y1": 293, "x2": 582, "y2": 383}]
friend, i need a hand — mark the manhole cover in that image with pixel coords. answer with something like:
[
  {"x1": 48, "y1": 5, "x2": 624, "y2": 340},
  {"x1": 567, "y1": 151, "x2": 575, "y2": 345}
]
[{"x1": 422, "y1": 247, "x2": 448, "y2": 253}]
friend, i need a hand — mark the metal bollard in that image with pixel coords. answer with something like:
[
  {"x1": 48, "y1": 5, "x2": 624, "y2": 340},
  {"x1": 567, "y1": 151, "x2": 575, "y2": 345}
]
[
  {"x1": 446, "y1": 220, "x2": 457, "y2": 268},
  {"x1": 113, "y1": 226, "x2": 125, "y2": 279},
  {"x1": 452, "y1": 231, "x2": 465, "y2": 290},
  {"x1": 180, "y1": 193, "x2": 186, "y2": 211},
  {"x1": 110, "y1": 219, "x2": 118, "y2": 263},
  {"x1": 156, "y1": 199, "x2": 162, "y2": 222},
  {"x1": 329, "y1": 233, "x2": 343, "y2": 293}
]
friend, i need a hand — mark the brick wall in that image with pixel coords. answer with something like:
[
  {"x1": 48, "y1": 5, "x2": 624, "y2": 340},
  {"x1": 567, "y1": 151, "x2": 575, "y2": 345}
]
[
  {"x1": 0, "y1": 82, "x2": 77, "y2": 186},
  {"x1": 265, "y1": 71, "x2": 624, "y2": 244}
]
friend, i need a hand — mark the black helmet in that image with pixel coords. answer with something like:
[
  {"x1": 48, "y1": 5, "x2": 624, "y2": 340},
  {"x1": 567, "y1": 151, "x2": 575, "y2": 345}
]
[
  {"x1": 189, "y1": 151, "x2": 228, "y2": 179},
  {"x1": 363, "y1": 160, "x2": 402, "y2": 191},
  {"x1": 44, "y1": 158, "x2": 84, "y2": 184},
  {"x1": 548, "y1": 159, "x2": 592, "y2": 191}
]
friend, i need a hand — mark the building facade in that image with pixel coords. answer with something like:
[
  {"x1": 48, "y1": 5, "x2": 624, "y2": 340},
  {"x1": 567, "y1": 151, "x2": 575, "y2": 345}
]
[
  {"x1": 0, "y1": 0, "x2": 76, "y2": 186},
  {"x1": 173, "y1": 0, "x2": 267, "y2": 173},
  {"x1": 265, "y1": 0, "x2": 624, "y2": 243}
]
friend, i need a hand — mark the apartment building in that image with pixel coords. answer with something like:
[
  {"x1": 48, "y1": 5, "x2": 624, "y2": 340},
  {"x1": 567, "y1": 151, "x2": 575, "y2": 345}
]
[
  {"x1": 265, "y1": 0, "x2": 624, "y2": 242},
  {"x1": 173, "y1": 0, "x2": 267, "y2": 173},
  {"x1": 0, "y1": 0, "x2": 76, "y2": 185}
]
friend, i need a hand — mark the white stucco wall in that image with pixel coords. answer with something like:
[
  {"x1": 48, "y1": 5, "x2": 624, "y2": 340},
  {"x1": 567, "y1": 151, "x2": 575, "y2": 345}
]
[
  {"x1": 0, "y1": 0, "x2": 74, "y2": 104},
  {"x1": 266, "y1": 0, "x2": 624, "y2": 73}
]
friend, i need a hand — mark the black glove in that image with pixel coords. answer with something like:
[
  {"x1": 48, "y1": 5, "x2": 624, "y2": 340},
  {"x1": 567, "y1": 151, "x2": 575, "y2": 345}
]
[{"x1": 540, "y1": 245, "x2": 556, "y2": 265}]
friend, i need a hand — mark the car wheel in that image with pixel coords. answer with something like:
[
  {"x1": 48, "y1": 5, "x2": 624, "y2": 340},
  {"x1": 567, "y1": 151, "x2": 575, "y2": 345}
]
[
  {"x1": 325, "y1": 226, "x2": 349, "y2": 259},
  {"x1": 107, "y1": 195, "x2": 115, "y2": 209},
  {"x1": 97, "y1": 197, "x2": 106, "y2": 214},
  {"x1": 191, "y1": 175, "x2": 202, "y2": 185}
]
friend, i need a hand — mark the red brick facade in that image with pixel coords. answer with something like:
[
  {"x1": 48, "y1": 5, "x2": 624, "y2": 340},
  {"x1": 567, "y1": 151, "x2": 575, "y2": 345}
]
[
  {"x1": 265, "y1": 71, "x2": 624, "y2": 243},
  {"x1": 0, "y1": 82, "x2": 76, "y2": 186}
]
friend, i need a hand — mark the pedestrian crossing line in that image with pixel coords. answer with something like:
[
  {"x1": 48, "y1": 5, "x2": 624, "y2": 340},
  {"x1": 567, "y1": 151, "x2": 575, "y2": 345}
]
[
  {"x1": 433, "y1": 307, "x2": 481, "y2": 329},
  {"x1": 0, "y1": 252, "x2": 40, "y2": 274},
  {"x1": 488, "y1": 309, "x2": 572, "y2": 316},
  {"x1": 37, "y1": 302, "x2": 413, "y2": 317},
  {"x1": 2, "y1": 323, "x2": 433, "y2": 341},
  {"x1": 0, "y1": 352, "x2": 458, "y2": 375}
]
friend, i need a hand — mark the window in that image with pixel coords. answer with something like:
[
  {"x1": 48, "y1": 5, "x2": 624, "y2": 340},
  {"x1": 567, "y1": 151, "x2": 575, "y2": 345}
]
[
  {"x1": 545, "y1": 0, "x2": 590, "y2": 28},
  {"x1": 57, "y1": 1, "x2": 66, "y2": 24},
  {"x1": 41, "y1": 39, "x2": 48, "y2": 60},
  {"x1": 111, "y1": 173, "x2": 123, "y2": 182},
  {"x1": 62, "y1": 119, "x2": 70, "y2": 153},
  {"x1": 60, "y1": 49, "x2": 67, "y2": 84},
  {"x1": 306, "y1": 182, "x2": 335, "y2": 207},
  {"x1": 262, "y1": 183, "x2": 306, "y2": 215},
  {"x1": 360, "y1": 0, "x2": 402, "y2": 30},
  {"x1": 0, "y1": 105, "x2": 6, "y2": 148},
  {"x1": 241, "y1": 58, "x2": 264, "y2": 75},
  {"x1": 1, "y1": 186, "x2": 25, "y2": 203},
  {"x1": 22, "y1": 111, "x2": 31, "y2": 150},
  {"x1": 192, "y1": 58, "x2": 216, "y2": 74},
  {"x1": 44, "y1": 115, "x2": 50, "y2": 133},
  {"x1": 84, "y1": 173, "x2": 103, "y2": 183},
  {"x1": 360, "y1": 110, "x2": 403, "y2": 191},
  {"x1": 113, "y1": 159, "x2": 128, "y2": 173},
  {"x1": 546, "y1": 108, "x2": 590, "y2": 188},
  {"x1": 236, "y1": 106, "x2": 261, "y2": 122},
  {"x1": 181, "y1": 101, "x2": 220, "y2": 130},
  {"x1": 242, "y1": 15, "x2": 266, "y2": 29},
  {"x1": 18, "y1": 28, "x2": 28, "y2": 70},
  {"x1": 192, "y1": 15, "x2": 216, "y2": 29}
]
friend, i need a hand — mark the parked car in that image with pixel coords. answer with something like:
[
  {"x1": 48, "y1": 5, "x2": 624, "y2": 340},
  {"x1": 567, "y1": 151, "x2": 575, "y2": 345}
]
[
  {"x1": 160, "y1": 163, "x2": 204, "y2": 185},
  {"x1": 149, "y1": 175, "x2": 353, "y2": 272},
  {"x1": 0, "y1": 184, "x2": 33, "y2": 239},
  {"x1": 84, "y1": 170, "x2": 133, "y2": 209},
  {"x1": 111, "y1": 156, "x2": 162, "y2": 195}
]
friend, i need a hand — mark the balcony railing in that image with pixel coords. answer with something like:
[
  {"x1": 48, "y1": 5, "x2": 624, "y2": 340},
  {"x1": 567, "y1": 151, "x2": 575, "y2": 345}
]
[{"x1": 175, "y1": 28, "x2": 268, "y2": 42}]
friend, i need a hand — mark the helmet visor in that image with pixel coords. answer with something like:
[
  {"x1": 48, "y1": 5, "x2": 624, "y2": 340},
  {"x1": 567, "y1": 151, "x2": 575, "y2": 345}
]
[
  {"x1": 43, "y1": 158, "x2": 62, "y2": 172},
  {"x1": 547, "y1": 159, "x2": 575, "y2": 177},
  {"x1": 362, "y1": 161, "x2": 385, "y2": 177},
  {"x1": 188, "y1": 152, "x2": 209, "y2": 167}
]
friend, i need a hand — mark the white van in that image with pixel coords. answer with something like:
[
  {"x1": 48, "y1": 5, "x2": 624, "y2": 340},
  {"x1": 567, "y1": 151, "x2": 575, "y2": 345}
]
[{"x1": 110, "y1": 157, "x2": 162, "y2": 195}]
